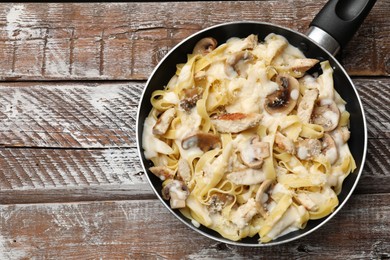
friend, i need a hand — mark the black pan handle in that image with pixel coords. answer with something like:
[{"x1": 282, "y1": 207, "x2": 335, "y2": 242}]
[{"x1": 307, "y1": 0, "x2": 377, "y2": 55}]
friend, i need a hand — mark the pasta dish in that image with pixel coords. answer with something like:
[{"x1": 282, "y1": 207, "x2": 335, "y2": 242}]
[{"x1": 142, "y1": 33, "x2": 355, "y2": 243}]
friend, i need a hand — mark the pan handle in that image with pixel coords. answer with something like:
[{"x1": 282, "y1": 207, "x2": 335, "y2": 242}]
[{"x1": 307, "y1": 0, "x2": 377, "y2": 55}]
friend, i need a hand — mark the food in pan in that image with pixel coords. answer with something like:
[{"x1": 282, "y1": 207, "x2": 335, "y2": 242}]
[{"x1": 142, "y1": 33, "x2": 355, "y2": 243}]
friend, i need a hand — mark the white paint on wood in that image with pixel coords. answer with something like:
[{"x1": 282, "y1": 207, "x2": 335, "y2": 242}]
[
  {"x1": 6, "y1": 5, "x2": 25, "y2": 39},
  {"x1": 0, "y1": 235, "x2": 28, "y2": 260},
  {"x1": 46, "y1": 41, "x2": 70, "y2": 76}
]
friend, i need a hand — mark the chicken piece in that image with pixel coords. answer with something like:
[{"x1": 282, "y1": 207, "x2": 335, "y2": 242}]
[
  {"x1": 152, "y1": 108, "x2": 176, "y2": 135},
  {"x1": 289, "y1": 58, "x2": 319, "y2": 76},
  {"x1": 177, "y1": 158, "x2": 191, "y2": 184},
  {"x1": 294, "y1": 192, "x2": 319, "y2": 211},
  {"x1": 330, "y1": 126, "x2": 351, "y2": 145},
  {"x1": 230, "y1": 198, "x2": 259, "y2": 229},
  {"x1": 226, "y1": 168, "x2": 266, "y2": 185},
  {"x1": 274, "y1": 132, "x2": 295, "y2": 154},
  {"x1": 297, "y1": 89, "x2": 319, "y2": 123},
  {"x1": 211, "y1": 113, "x2": 262, "y2": 133},
  {"x1": 149, "y1": 166, "x2": 175, "y2": 181},
  {"x1": 312, "y1": 101, "x2": 340, "y2": 132}
]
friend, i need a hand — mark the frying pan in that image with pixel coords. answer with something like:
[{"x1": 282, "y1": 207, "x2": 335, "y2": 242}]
[{"x1": 136, "y1": 0, "x2": 376, "y2": 246}]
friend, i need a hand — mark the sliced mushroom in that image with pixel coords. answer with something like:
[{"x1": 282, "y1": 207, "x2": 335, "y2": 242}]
[
  {"x1": 207, "y1": 193, "x2": 234, "y2": 213},
  {"x1": 274, "y1": 132, "x2": 295, "y2": 154},
  {"x1": 149, "y1": 166, "x2": 175, "y2": 181},
  {"x1": 181, "y1": 132, "x2": 221, "y2": 152},
  {"x1": 180, "y1": 87, "x2": 203, "y2": 112},
  {"x1": 192, "y1": 37, "x2": 218, "y2": 55},
  {"x1": 239, "y1": 136, "x2": 270, "y2": 168},
  {"x1": 321, "y1": 133, "x2": 338, "y2": 165},
  {"x1": 152, "y1": 108, "x2": 176, "y2": 135},
  {"x1": 226, "y1": 168, "x2": 266, "y2": 185},
  {"x1": 312, "y1": 101, "x2": 340, "y2": 131},
  {"x1": 162, "y1": 180, "x2": 190, "y2": 209},
  {"x1": 264, "y1": 74, "x2": 300, "y2": 115},
  {"x1": 224, "y1": 51, "x2": 254, "y2": 77},
  {"x1": 297, "y1": 88, "x2": 319, "y2": 124},
  {"x1": 177, "y1": 158, "x2": 191, "y2": 184},
  {"x1": 211, "y1": 112, "x2": 262, "y2": 133},
  {"x1": 294, "y1": 192, "x2": 319, "y2": 211},
  {"x1": 295, "y1": 138, "x2": 321, "y2": 160},
  {"x1": 255, "y1": 179, "x2": 273, "y2": 218}
]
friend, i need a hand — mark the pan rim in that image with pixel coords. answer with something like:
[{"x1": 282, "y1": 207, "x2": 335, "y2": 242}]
[{"x1": 135, "y1": 21, "x2": 368, "y2": 247}]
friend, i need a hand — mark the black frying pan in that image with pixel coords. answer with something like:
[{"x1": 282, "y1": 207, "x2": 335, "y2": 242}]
[{"x1": 136, "y1": 0, "x2": 376, "y2": 246}]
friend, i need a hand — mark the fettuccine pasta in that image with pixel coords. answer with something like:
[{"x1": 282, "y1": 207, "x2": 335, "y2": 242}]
[{"x1": 142, "y1": 33, "x2": 355, "y2": 243}]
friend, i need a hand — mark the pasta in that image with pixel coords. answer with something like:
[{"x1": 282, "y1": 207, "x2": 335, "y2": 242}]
[{"x1": 142, "y1": 33, "x2": 356, "y2": 243}]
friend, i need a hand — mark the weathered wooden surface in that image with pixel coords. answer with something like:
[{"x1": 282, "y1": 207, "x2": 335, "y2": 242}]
[
  {"x1": 0, "y1": 1, "x2": 388, "y2": 81},
  {"x1": 0, "y1": 194, "x2": 389, "y2": 259},
  {"x1": 0, "y1": 2, "x2": 389, "y2": 259}
]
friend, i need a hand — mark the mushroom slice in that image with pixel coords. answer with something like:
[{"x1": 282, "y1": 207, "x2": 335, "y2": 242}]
[
  {"x1": 225, "y1": 51, "x2": 254, "y2": 77},
  {"x1": 255, "y1": 179, "x2": 273, "y2": 218},
  {"x1": 192, "y1": 37, "x2": 218, "y2": 56},
  {"x1": 211, "y1": 113, "x2": 262, "y2": 133},
  {"x1": 274, "y1": 132, "x2": 295, "y2": 154},
  {"x1": 207, "y1": 193, "x2": 234, "y2": 213},
  {"x1": 152, "y1": 108, "x2": 176, "y2": 135},
  {"x1": 162, "y1": 180, "x2": 190, "y2": 209},
  {"x1": 181, "y1": 132, "x2": 221, "y2": 152},
  {"x1": 177, "y1": 158, "x2": 191, "y2": 184},
  {"x1": 226, "y1": 168, "x2": 266, "y2": 185},
  {"x1": 264, "y1": 74, "x2": 300, "y2": 115},
  {"x1": 312, "y1": 101, "x2": 340, "y2": 131},
  {"x1": 294, "y1": 192, "x2": 319, "y2": 211},
  {"x1": 321, "y1": 133, "x2": 338, "y2": 165},
  {"x1": 149, "y1": 166, "x2": 175, "y2": 181},
  {"x1": 295, "y1": 138, "x2": 321, "y2": 160},
  {"x1": 239, "y1": 136, "x2": 270, "y2": 169},
  {"x1": 180, "y1": 87, "x2": 203, "y2": 112},
  {"x1": 297, "y1": 88, "x2": 319, "y2": 124}
]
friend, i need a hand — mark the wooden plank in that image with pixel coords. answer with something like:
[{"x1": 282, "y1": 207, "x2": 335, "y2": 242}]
[
  {"x1": 0, "y1": 194, "x2": 389, "y2": 259},
  {"x1": 0, "y1": 79, "x2": 389, "y2": 149},
  {"x1": 0, "y1": 148, "x2": 145, "y2": 190},
  {"x1": 0, "y1": 1, "x2": 388, "y2": 81},
  {"x1": 0, "y1": 82, "x2": 143, "y2": 148},
  {"x1": 0, "y1": 136, "x2": 388, "y2": 205}
]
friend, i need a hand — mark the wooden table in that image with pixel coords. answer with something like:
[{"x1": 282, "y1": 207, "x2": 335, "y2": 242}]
[{"x1": 0, "y1": 2, "x2": 389, "y2": 259}]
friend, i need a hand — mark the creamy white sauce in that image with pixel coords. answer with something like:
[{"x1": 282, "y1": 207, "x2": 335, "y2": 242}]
[
  {"x1": 163, "y1": 92, "x2": 179, "y2": 104},
  {"x1": 290, "y1": 89, "x2": 299, "y2": 100}
]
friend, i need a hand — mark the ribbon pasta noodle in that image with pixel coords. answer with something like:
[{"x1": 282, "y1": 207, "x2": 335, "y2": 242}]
[{"x1": 142, "y1": 33, "x2": 356, "y2": 243}]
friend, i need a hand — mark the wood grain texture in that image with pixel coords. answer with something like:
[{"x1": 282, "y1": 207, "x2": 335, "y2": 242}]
[
  {"x1": 0, "y1": 135, "x2": 388, "y2": 204},
  {"x1": 0, "y1": 79, "x2": 389, "y2": 202},
  {"x1": 0, "y1": 82, "x2": 142, "y2": 148},
  {"x1": 0, "y1": 1, "x2": 388, "y2": 81},
  {"x1": 0, "y1": 194, "x2": 389, "y2": 259},
  {"x1": 0, "y1": 79, "x2": 388, "y2": 149}
]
